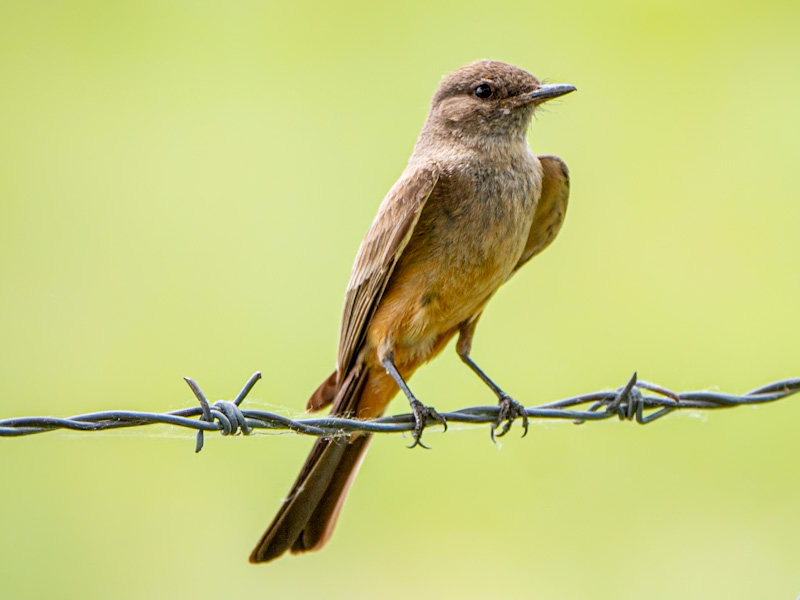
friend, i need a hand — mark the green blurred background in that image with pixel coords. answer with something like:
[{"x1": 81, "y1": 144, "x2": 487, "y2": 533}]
[{"x1": 1, "y1": 1, "x2": 799, "y2": 598}]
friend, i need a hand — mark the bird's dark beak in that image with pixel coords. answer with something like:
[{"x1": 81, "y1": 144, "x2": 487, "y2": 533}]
[{"x1": 520, "y1": 83, "x2": 577, "y2": 105}]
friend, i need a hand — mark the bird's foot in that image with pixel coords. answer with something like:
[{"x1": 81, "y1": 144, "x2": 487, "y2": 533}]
[
  {"x1": 492, "y1": 394, "x2": 529, "y2": 442},
  {"x1": 408, "y1": 399, "x2": 447, "y2": 449}
]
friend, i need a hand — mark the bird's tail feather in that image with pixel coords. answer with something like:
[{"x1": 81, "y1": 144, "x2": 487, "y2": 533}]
[{"x1": 249, "y1": 366, "x2": 372, "y2": 563}]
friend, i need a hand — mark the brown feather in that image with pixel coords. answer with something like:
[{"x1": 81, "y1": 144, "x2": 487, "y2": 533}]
[
  {"x1": 249, "y1": 366, "x2": 370, "y2": 563},
  {"x1": 513, "y1": 154, "x2": 570, "y2": 273},
  {"x1": 336, "y1": 163, "x2": 440, "y2": 377},
  {"x1": 306, "y1": 369, "x2": 337, "y2": 412}
]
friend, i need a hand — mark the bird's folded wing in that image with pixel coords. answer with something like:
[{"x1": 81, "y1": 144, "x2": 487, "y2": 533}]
[
  {"x1": 336, "y1": 162, "x2": 440, "y2": 378},
  {"x1": 513, "y1": 154, "x2": 570, "y2": 273}
]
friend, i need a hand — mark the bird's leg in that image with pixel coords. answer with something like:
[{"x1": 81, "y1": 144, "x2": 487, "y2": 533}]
[
  {"x1": 380, "y1": 352, "x2": 446, "y2": 449},
  {"x1": 457, "y1": 319, "x2": 529, "y2": 441}
]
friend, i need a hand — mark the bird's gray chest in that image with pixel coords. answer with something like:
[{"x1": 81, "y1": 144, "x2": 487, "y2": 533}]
[{"x1": 423, "y1": 158, "x2": 540, "y2": 271}]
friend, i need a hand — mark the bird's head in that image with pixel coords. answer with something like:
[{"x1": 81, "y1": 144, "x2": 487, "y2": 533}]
[{"x1": 423, "y1": 60, "x2": 575, "y2": 144}]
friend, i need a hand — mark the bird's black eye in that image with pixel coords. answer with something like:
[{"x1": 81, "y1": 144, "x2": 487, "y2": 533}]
[{"x1": 474, "y1": 83, "x2": 493, "y2": 99}]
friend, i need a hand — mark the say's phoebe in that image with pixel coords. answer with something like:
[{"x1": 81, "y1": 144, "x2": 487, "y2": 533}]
[{"x1": 250, "y1": 60, "x2": 575, "y2": 563}]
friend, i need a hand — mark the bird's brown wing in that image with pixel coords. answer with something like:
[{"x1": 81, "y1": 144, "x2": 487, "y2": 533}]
[
  {"x1": 336, "y1": 161, "x2": 440, "y2": 380},
  {"x1": 253, "y1": 163, "x2": 441, "y2": 561},
  {"x1": 512, "y1": 154, "x2": 570, "y2": 273}
]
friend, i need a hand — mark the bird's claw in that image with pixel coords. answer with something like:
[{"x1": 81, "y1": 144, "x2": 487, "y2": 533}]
[
  {"x1": 491, "y1": 394, "x2": 529, "y2": 443},
  {"x1": 408, "y1": 399, "x2": 447, "y2": 449}
]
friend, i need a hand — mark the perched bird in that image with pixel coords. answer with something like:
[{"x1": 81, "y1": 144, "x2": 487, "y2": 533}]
[{"x1": 250, "y1": 60, "x2": 575, "y2": 563}]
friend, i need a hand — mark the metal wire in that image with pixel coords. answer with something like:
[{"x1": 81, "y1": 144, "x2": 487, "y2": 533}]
[{"x1": 1, "y1": 372, "x2": 798, "y2": 452}]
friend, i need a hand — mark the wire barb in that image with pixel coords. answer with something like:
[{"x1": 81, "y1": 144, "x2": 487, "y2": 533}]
[
  {"x1": 1, "y1": 373, "x2": 798, "y2": 450},
  {"x1": 185, "y1": 372, "x2": 261, "y2": 452}
]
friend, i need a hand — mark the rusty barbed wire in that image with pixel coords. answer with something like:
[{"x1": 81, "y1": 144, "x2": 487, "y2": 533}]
[{"x1": 1, "y1": 372, "x2": 798, "y2": 452}]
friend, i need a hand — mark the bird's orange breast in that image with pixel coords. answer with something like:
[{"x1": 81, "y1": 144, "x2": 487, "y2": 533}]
[{"x1": 366, "y1": 158, "x2": 541, "y2": 367}]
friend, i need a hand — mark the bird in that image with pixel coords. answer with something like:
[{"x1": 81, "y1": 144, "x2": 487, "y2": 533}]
[{"x1": 250, "y1": 59, "x2": 575, "y2": 563}]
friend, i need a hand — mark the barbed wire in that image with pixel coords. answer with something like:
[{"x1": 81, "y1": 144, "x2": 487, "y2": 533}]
[{"x1": 1, "y1": 372, "x2": 798, "y2": 452}]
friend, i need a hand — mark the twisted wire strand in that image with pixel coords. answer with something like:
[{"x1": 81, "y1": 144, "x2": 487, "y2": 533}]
[{"x1": 1, "y1": 372, "x2": 798, "y2": 452}]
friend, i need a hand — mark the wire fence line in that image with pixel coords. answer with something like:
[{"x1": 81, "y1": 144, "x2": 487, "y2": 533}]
[{"x1": 1, "y1": 372, "x2": 798, "y2": 452}]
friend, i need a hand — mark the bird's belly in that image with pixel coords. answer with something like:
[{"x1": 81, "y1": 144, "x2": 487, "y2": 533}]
[{"x1": 368, "y1": 198, "x2": 533, "y2": 364}]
